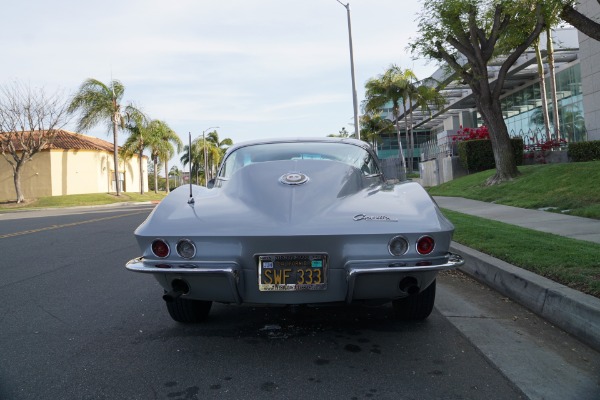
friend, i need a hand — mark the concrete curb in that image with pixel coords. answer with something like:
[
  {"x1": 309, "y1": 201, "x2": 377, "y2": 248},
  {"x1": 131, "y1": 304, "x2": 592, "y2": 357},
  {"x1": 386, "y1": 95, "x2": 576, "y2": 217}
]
[{"x1": 450, "y1": 242, "x2": 600, "y2": 351}]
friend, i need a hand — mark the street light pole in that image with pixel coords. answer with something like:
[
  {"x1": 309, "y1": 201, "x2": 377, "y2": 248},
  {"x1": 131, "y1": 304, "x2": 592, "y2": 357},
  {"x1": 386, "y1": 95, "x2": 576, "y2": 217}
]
[
  {"x1": 336, "y1": 1, "x2": 360, "y2": 140},
  {"x1": 202, "y1": 126, "x2": 219, "y2": 186}
]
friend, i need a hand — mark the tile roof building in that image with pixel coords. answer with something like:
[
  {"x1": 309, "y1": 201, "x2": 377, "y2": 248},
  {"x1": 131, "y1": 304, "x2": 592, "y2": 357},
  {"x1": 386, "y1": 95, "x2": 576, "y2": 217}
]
[{"x1": 0, "y1": 130, "x2": 148, "y2": 202}]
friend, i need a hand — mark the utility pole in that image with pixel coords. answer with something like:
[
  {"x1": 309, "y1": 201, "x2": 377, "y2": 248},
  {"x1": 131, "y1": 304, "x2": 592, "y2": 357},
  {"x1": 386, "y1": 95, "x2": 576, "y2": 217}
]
[{"x1": 336, "y1": 1, "x2": 360, "y2": 140}]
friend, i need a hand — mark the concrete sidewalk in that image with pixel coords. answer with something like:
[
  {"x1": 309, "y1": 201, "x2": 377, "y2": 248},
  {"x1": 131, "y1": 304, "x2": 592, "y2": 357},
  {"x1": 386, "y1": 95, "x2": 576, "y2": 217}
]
[
  {"x1": 434, "y1": 196, "x2": 600, "y2": 244},
  {"x1": 433, "y1": 196, "x2": 600, "y2": 351}
]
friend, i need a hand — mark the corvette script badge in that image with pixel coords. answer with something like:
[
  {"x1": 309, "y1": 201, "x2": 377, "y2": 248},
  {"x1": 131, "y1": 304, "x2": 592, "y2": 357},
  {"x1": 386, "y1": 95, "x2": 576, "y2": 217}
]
[{"x1": 353, "y1": 214, "x2": 398, "y2": 222}]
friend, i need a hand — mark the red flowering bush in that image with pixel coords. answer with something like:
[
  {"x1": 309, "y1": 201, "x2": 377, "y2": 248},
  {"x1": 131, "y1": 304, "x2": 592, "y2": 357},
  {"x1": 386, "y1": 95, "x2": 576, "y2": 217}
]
[
  {"x1": 453, "y1": 125, "x2": 490, "y2": 142},
  {"x1": 523, "y1": 138, "x2": 568, "y2": 164}
]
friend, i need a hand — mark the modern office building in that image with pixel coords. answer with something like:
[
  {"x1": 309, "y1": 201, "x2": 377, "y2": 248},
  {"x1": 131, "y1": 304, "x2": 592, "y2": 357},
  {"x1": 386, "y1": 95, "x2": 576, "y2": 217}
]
[{"x1": 375, "y1": 1, "x2": 600, "y2": 166}]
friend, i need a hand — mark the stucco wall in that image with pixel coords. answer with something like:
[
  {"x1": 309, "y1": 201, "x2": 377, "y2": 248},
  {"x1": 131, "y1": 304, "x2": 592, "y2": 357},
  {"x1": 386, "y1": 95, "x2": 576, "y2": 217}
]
[
  {"x1": 49, "y1": 149, "x2": 147, "y2": 195},
  {"x1": 50, "y1": 149, "x2": 110, "y2": 195},
  {"x1": 579, "y1": 0, "x2": 600, "y2": 140},
  {"x1": 0, "y1": 152, "x2": 53, "y2": 202},
  {"x1": 122, "y1": 155, "x2": 149, "y2": 194},
  {"x1": 0, "y1": 149, "x2": 148, "y2": 202}
]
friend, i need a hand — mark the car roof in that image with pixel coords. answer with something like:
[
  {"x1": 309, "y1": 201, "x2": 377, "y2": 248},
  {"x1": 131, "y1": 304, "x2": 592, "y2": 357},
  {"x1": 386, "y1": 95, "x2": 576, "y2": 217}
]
[{"x1": 224, "y1": 137, "x2": 373, "y2": 156}]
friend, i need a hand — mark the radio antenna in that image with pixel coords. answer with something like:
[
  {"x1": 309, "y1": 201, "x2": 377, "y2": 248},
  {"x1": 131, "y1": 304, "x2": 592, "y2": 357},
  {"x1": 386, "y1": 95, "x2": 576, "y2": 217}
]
[{"x1": 187, "y1": 132, "x2": 194, "y2": 205}]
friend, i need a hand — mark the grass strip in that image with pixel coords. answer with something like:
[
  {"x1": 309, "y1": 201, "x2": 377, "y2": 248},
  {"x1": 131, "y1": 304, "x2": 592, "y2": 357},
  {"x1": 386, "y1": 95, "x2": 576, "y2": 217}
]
[
  {"x1": 0, "y1": 192, "x2": 167, "y2": 210},
  {"x1": 428, "y1": 161, "x2": 600, "y2": 219},
  {"x1": 443, "y1": 209, "x2": 600, "y2": 298}
]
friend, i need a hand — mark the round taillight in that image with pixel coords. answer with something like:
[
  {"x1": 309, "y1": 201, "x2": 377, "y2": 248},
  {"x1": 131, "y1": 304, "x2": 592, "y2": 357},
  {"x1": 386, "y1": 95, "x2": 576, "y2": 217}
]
[
  {"x1": 176, "y1": 239, "x2": 196, "y2": 259},
  {"x1": 151, "y1": 239, "x2": 170, "y2": 258},
  {"x1": 388, "y1": 235, "x2": 409, "y2": 256},
  {"x1": 416, "y1": 236, "x2": 435, "y2": 255}
]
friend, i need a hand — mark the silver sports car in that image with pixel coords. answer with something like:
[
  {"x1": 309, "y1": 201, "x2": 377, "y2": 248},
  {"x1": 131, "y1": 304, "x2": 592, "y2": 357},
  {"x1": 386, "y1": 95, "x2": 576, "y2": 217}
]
[{"x1": 126, "y1": 138, "x2": 464, "y2": 323}]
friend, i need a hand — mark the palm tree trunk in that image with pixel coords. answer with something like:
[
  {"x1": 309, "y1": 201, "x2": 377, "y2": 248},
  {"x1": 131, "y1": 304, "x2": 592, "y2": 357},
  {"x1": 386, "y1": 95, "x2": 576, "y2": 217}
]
[
  {"x1": 534, "y1": 40, "x2": 551, "y2": 141},
  {"x1": 139, "y1": 148, "x2": 144, "y2": 194},
  {"x1": 547, "y1": 29, "x2": 560, "y2": 140},
  {"x1": 165, "y1": 161, "x2": 170, "y2": 193},
  {"x1": 393, "y1": 105, "x2": 407, "y2": 174},
  {"x1": 402, "y1": 100, "x2": 410, "y2": 170},
  {"x1": 153, "y1": 158, "x2": 158, "y2": 194},
  {"x1": 408, "y1": 94, "x2": 415, "y2": 174},
  {"x1": 112, "y1": 117, "x2": 120, "y2": 195}
]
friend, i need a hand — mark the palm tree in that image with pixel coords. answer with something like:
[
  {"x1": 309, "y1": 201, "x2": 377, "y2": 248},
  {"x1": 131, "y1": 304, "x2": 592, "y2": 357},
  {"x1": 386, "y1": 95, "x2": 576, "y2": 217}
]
[
  {"x1": 169, "y1": 165, "x2": 182, "y2": 188},
  {"x1": 414, "y1": 83, "x2": 446, "y2": 122},
  {"x1": 68, "y1": 78, "x2": 132, "y2": 196},
  {"x1": 205, "y1": 130, "x2": 232, "y2": 180},
  {"x1": 398, "y1": 68, "x2": 419, "y2": 173},
  {"x1": 158, "y1": 126, "x2": 183, "y2": 193},
  {"x1": 181, "y1": 144, "x2": 203, "y2": 184},
  {"x1": 144, "y1": 120, "x2": 181, "y2": 193},
  {"x1": 533, "y1": 37, "x2": 551, "y2": 141},
  {"x1": 413, "y1": 82, "x2": 447, "y2": 141},
  {"x1": 359, "y1": 113, "x2": 393, "y2": 151},
  {"x1": 327, "y1": 127, "x2": 352, "y2": 138},
  {"x1": 120, "y1": 106, "x2": 150, "y2": 194},
  {"x1": 193, "y1": 137, "x2": 219, "y2": 184},
  {"x1": 363, "y1": 65, "x2": 412, "y2": 170}
]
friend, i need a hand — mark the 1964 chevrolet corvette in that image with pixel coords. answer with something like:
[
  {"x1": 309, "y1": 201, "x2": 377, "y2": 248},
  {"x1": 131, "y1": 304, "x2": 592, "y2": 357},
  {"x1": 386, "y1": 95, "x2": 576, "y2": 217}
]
[{"x1": 126, "y1": 138, "x2": 464, "y2": 323}]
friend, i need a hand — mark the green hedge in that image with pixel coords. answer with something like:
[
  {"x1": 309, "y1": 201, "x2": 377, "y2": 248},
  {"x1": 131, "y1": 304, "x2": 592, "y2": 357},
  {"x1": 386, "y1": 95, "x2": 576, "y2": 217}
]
[
  {"x1": 458, "y1": 138, "x2": 523, "y2": 172},
  {"x1": 569, "y1": 140, "x2": 600, "y2": 162}
]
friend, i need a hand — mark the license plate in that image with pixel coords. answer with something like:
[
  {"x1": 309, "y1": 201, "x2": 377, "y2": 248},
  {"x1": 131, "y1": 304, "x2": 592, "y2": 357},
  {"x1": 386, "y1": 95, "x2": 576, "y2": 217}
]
[{"x1": 258, "y1": 254, "x2": 327, "y2": 291}]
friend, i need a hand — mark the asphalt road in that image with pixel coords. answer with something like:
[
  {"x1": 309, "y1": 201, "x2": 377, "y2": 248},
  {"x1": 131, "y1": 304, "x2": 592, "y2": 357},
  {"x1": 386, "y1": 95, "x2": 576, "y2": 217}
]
[{"x1": 0, "y1": 205, "x2": 597, "y2": 400}]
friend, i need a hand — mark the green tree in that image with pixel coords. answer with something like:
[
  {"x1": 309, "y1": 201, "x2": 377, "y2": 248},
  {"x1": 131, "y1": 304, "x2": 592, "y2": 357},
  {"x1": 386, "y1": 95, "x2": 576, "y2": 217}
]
[
  {"x1": 68, "y1": 78, "x2": 137, "y2": 195},
  {"x1": 396, "y1": 68, "x2": 419, "y2": 173},
  {"x1": 169, "y1": 165, "x2": 182, "y2": 188},
  {"x1": 359, "y1": 113, "x2": 393, "y2": 150},
  {"x1": 363, "y1": 65, "x2": 412, "y2": 170},
  {"x1": 158, "y1": 125, "x2": 182, "y2": 193},
  {"x1": 145, "y1": 120, "x2": 181, "y2": 193},
  {"x1": 413, "y1": 81, "x2": 447, "y2": 125},
  {"x1": 410, "y1": 0, "x2": 546, "y2": 184},
  {"x1": 533, "y1": 36, "x2": 552, "y2": 141},
  {"x1": 181, "y1": 143, "x2": 203, "y2": 185},
  {"x1": 205, "y1": 130, "x2": 233, "y2": 180},
  {"x1": 120, "y1": 106, "x2": 150, "y2": 194},
  {"x1": 327, "y1": 127, "x2": 352, "y2": 138}
]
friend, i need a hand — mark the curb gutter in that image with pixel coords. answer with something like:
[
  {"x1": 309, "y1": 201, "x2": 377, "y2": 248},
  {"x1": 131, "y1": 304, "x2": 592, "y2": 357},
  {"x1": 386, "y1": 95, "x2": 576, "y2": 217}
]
[{"x1": 450, "y1": 242, "x2": 600, "y2": 352}]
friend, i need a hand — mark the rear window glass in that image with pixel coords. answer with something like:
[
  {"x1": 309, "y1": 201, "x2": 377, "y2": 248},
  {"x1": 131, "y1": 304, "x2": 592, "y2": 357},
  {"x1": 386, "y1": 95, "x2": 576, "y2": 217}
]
[{"x1": 219, "y1": 142, "x2": 379, "y2": 179}]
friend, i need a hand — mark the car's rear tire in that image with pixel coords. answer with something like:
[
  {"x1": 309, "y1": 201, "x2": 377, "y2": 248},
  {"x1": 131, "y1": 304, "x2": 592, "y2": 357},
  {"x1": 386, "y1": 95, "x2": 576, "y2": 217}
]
[
  {"x1": 166, "y1": 297, "x2": 212, "y2": 323},
  {"x1": 392, "y1": 279, "x2": 436, "y2": 320}
]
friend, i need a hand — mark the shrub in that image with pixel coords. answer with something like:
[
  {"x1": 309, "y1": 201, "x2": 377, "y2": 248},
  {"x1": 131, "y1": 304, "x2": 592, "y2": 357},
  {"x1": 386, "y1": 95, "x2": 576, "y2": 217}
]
[
  {"x1": 455, "y1": 125, "x2": 523, "y2": 172},
  {"x1": 458, "y1": 139, "x2": 495, "y2": 172},
  {"x1": 569, "y1": 140, "x2": 600, "y2": 162}
]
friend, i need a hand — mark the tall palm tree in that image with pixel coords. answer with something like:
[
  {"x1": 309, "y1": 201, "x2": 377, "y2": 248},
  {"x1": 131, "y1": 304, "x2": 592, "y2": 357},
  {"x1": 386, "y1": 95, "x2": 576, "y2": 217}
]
[
  {"x1": 192, "y1": 137, "x2": 220, "y2": 184},
  {"x1": 205, "y1": 130, "x2": 233, "y2": 180},
  {"x1": 158, "y1": 126, "x2": 182, "y2": 193},
  {"x1": 359, "y1": 113, "x2": 393, "y2": 151},
  {"x1": 533, "y1": 37, "x2": 551, "y2": 141},
  {"x1": 414, "y1": 83, "x2": 447, "y2": 123},
  {"x1": 398, "y1": 68, "x2": 419, "y2": 173},
  {"x1": 363, "y1": 65, "x2": 411, "y2": 169},
  {"x1": 144, "y1": 120, "x2": 181, "y2": 193},
  {"x1": 68, "y1": 78, "x2": 131, "y2": 196},
  {"x1": 180, "y1": 144, "x2": 203, "y2": 184},
  {"x1": 120, "y1": 106, "x2": 150, "y2": 194},
  {"x1": 169, "y1": 165, "x2": 182, "y2": 188}
]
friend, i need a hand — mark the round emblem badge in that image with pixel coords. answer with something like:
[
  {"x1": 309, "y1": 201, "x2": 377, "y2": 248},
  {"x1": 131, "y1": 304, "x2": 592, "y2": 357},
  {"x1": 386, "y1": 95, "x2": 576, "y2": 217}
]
[{"x1": 279, "y1": 172, "x2": 309, "y2": 185}]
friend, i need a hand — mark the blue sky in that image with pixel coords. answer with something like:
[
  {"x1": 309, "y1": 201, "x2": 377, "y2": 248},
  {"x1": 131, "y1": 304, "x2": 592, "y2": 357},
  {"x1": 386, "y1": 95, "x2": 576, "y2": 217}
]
[{"x1": 2, "y1": 0, "x2": 437, "y2": 162}]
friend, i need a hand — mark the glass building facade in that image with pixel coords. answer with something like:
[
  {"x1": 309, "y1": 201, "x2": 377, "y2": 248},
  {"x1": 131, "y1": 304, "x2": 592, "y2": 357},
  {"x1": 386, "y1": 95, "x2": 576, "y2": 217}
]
[
  {"x1": 375, "y1": 62, "x2": 585, "y2": 163},
  {"x1": 501, "y1": 63, "x2": 585, "y2": 144}
]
